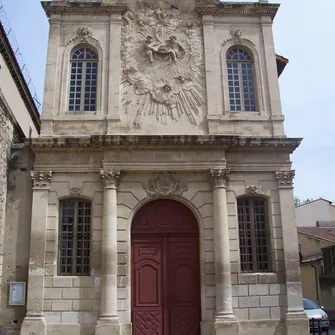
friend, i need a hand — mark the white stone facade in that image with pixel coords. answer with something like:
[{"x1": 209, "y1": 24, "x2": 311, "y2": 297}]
[{"x1": 11, "y1": 0, "x2": 309, "y2": 335}]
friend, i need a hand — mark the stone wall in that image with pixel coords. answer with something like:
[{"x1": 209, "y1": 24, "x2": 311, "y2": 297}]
[
  {"x1": 0, "y1": 104, "x2": 13, "y2": 309},
  {"x1": 1, "y1": 146, "x2": 34, "y2": 334}
]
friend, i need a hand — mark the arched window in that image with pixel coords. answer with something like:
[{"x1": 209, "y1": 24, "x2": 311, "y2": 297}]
[
  {"x1": 226, "y1": 48, "x2": 256, "y2": 112},
  {"x1": 69, "y1": 47, "x2": 98, "y2": 112},
  {"x1": 59, "y1": 199, "x2": 91, "y2": 276},
  {"x1": 237, "y1": 197, "x2": 270, "y2": 272}
]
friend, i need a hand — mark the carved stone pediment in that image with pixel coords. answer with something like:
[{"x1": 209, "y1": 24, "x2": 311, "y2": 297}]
[
  {"x1": 121, "y1": 0, "x2": 206, "y2": 128},
  {"x1": 246, "y1": 186, "x2": 258, "y2": 194},
  {"x1": 70, "y1": 187, "x2": 82, "y2": 196},
  {"x1": 66, "y1": 27, "x2": 100, "y2": 46},
  {"x1": 222, "y1": 29, "x2": 255, "y2": 47},
  {"x1": 143, "y1": 172, "x2": 188, "y2": 196}
]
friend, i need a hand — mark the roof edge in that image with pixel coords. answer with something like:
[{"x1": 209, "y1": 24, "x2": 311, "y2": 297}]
[{"x1": 0, "y1": 23, "x2": 41, "y2": 133}]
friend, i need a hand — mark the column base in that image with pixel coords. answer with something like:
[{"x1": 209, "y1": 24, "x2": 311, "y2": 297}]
[
  {"x1": 95, "y1": 322, "x2": 121, "y2": 335},
  {"x1": 214, "y1": 315, "x2": 239, "y2": 335},
  {"x1": 285, "y1": 311, "x2": 309, "y2": 335},
  {"x1": 21, "y1": 316, "x2": 47, "y2": 335}
]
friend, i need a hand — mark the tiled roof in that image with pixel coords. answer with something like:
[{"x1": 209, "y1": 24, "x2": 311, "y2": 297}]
[
  {"x1": 301, "y1": 254, "x2": 322, "y2": 264},
  {"x1": 297, "y1": 226, "x2": 335, "y2": 244}
]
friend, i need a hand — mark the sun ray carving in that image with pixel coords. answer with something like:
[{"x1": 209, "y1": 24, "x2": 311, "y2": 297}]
[{"x1": 121, "y1": 0, "x2": 206, "y2": 128}]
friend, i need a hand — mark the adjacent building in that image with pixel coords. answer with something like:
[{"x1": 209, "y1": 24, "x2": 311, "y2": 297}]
[
  {"x1": 1, "y1": 0, "x2": 309, "y2": 334},
  {"x1": 296, "y1": 199, "x2": 335, "y2": 320},
  {"x1": 0, "y1": 14, "x2": 40, "y2": 334},
  {"x1": 295, "y1": 198, "x2": 335, "y2": 227}
]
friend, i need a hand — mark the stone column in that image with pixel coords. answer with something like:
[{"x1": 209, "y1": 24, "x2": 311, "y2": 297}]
[
  {"x1": 275, "y1": 171, "x2": 308, "y2": 335},
  {"x1": 209, "y1": 169, "x2": 239, "y2": 335},
  {"x1": 21, "y1": 171, "x2": 52, "y2": 335},
  {"x1": 95, "y1": 169, "x2": 121, "y2": 335}
]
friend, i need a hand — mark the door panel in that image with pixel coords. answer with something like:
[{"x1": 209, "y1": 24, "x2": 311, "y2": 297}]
[
  {"x1": 132, "y1": 239, "x2": 163, "y2": 335},
  {"x1": 168, "y1": 238, "x2": 200, "y2": 335}
]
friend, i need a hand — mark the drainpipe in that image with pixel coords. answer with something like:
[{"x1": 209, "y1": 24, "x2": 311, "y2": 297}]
[{"x1": 311, "y1": 263, "x2": 320, "y2": 305}]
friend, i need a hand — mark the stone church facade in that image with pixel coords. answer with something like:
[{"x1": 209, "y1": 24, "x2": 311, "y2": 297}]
[{"x1": 11, "y1": 0, "x2": 309, "y2": 334}]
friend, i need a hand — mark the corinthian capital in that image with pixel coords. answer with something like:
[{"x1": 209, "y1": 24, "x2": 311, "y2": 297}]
[
  {"x1": 31, "y1": 171, "x2": 52, "y2": 189},
  {"x1": 209, "y1": 168, "x2": 230, "y2": 188},
  {"x1": 100, "y1": 169, "x2": 121, "y2": 189},
  {"x1": 275, "y1": 170, "x2": 295, "y2": 188}
]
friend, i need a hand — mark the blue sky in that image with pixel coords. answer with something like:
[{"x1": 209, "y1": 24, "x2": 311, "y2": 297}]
[{"x1": 1, "y1": 0, "x2": 334, "y2": 202}]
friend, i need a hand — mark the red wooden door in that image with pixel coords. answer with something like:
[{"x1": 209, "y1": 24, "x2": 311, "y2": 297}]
[{"x1": 132, "y1": 200, "x2": 200, "y2": 335}]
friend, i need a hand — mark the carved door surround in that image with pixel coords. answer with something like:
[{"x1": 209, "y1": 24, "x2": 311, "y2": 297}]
[{"x1": 131, "y1": 199, "x2": 201, "y2": 335}]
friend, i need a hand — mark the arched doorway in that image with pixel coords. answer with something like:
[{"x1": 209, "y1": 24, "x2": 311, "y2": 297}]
[{"x1": 131, "y1": 199, "x2": 201, "y2": 335}]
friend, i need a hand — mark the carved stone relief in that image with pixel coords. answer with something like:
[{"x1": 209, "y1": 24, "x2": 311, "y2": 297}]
[
  {"x1": 31, "y1": 171, "x2": 53, "y2": 189},
  {"x1": 275, "y1": 170, "x2": 295, "y2": 188},
  {"x1": 100, "y1": 169, "x2": 121, "y2": 189},
  {"x1": 66, "y1": 27, "x2": 100, "y2": 46},
  {"x1": 70, "y1": 187, "x2": 82, "y2": 196},
  {"x1": 209, "y1": 168, "x2": 230, "y2": 188},
  {"x1": 246, "y1": 185, "x2": 258, "y2": 194},
  {"x1": 121, "y1": 0, "x2": 206, "y2": 127},
  {"x1": 222, "y1": 29, "x2": 255, "y2": 47},
  {"x1": 143, "y1": 172, "x2": 188, "y2": 196}
]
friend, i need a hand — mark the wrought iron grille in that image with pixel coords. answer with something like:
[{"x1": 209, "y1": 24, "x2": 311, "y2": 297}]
[
  {"x1": 237, "y1": 197, "x2": 270, "y2": 272},
  {"x1": 59, "y1": 199, "x2": 91, "y2": 276}
]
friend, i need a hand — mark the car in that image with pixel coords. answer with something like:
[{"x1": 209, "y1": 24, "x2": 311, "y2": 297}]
[{"x1": 303, "y1": 298, "x2": 330, "y2": 334}]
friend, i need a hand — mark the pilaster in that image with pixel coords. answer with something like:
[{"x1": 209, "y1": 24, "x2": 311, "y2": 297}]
[
  {"x1": 202, "y1": 15, "x2": 219, "y2": 119},
  {"x1": 95, "y1": 169, "x2": 121, "y2": 335},
  {"x1": 107, "y1": 15, "x2": 122, "y2": 133},
  {"x1": 209, "y1": 169, "x2": 239, "y2": 335},
  {"x1": 275, "y1": 171, "x2": 308, "y2": 335},
  {"x1": 21, "y1": 171, "x2": 52, "y2": 335}
]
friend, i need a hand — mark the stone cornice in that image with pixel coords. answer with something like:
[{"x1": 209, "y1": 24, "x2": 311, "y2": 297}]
[
  {"x1": 195, "y1": 3, "x2": 280, "y2": 21},
  {"x1": 27, "y1": 135, "x2": 302, "y2": 153},
  {"x1": 41, "y1": 2, "x2": 129, "y2": 17},
  {"x1": 0, "y1": 23, "x2": 40, "y2": 134}
]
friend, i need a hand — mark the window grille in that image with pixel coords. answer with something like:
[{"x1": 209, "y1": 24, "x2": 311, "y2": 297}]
[
  {"x1": 59, "y1": 199, "x2": 91, "y2": 276},
  {"x1": 237, "y1": 197, "x2": 270, "y2": 272},
  {"x1": 69, "y1": 47, "x2": 98, "y2": 112},
  {"x1": 226, "y1": 48, "x2": 256, "y2": 112}
]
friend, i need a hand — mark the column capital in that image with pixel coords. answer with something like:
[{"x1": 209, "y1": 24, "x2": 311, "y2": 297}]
[
  {"x1": 209, "y1": 168, "x2": 230, "y2": 188},
  {"x1": 31, "y1": 171, "x2": 52, "y2": 189},
  {"x1": 100, "y1": 169, "x2": 121, "y2": 189},
  {"x1": 275, "y1": 170, "x2": 295, "y2": 188}
]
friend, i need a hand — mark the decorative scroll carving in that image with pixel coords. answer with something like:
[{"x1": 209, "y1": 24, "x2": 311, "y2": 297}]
[
  {"x1": 275, "y1": 170, "x2": 295, "y2": 188},
  {"x1": 246, "y1": 185, "x2": 258, "y2": 194},
  {"x1": 31, "y1": 171, "x2": 52, "y2": 189},
  {"x1": 222, "y1": 29, "x2": 255, "y2": 47},
  {"x1": 100, "y1": 169, "x2": 121, "y2": 188},
  {"x1": 209, "y1": 169, "x2": 230, "y2": 188},
  {"x1": 143, "y1": 172, "x2": 187, "y2": 196},
  {"x1": 121, "y1": 0, "x2": 206, "y2": 127},
  {"x1": 70, "y1": 187, "x2": 81, "y2": 196},
  {"x1": 66, "y1": 27, "x2": 100, "y2": 46}
]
